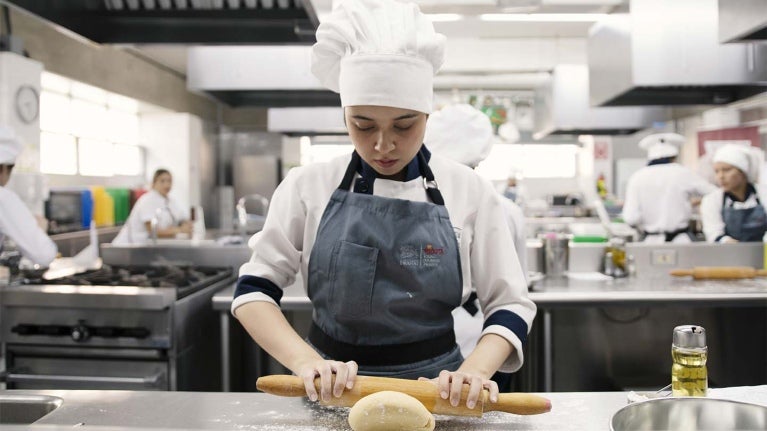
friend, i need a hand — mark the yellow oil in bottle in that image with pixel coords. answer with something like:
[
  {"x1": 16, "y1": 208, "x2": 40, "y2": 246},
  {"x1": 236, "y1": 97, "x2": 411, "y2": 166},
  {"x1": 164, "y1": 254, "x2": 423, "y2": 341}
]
[{"x1": 671, "y1": 347, "x2": 707, "y2": 397}]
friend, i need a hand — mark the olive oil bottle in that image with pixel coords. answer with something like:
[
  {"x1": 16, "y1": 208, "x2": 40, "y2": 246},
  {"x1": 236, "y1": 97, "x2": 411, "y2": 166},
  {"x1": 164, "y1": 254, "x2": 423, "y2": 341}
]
[{"x1": 671, "y1": 325, "x2": 707, "y2": 397}]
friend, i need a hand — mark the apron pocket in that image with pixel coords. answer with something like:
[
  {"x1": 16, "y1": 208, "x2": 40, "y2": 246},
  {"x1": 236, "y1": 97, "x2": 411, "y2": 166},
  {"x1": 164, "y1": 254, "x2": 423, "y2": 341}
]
[{"x1": 330, "y1": 241, "x2": 379, "y2": 318}]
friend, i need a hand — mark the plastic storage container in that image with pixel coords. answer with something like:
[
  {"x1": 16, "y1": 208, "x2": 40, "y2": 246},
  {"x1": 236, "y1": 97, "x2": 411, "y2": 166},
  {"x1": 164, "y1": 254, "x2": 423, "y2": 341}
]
[
  {"x1": 91, "y1": 186, "x2": 115, "y2": 227},
  {"x1": 80, "y1": 189, "x2": 94, "y2": 230},
  {"x1": 106, "y1": 188, "x2": 130, "y2": 224}
]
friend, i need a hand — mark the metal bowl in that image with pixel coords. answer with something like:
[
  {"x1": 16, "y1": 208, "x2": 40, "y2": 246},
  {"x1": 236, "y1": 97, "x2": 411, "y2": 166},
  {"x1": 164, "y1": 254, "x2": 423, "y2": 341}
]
[{"x1": 611, "y1": 398, "x2": 767, "y2": 431}]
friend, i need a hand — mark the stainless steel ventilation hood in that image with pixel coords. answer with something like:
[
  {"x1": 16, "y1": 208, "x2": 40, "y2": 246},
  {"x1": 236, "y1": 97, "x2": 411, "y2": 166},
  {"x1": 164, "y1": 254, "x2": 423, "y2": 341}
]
[
  {"x1": 719, "y1": 0, "x2": 767, "y2": 43},
  {"x1": 267, "y1": 107, "x2": 346, "y2": 135},
  {"x1": 589, "y1": 0, "x2": 767, "y2": 107},
  {"x1": 187, "y1": 46, "x2": 340, "y2": 107},
  {"x1": 4, "y1": 0, "x2": 318, "y2": 44},
  {"x1": 534, "y1": 64, "x2": 667, "y2": 139}
]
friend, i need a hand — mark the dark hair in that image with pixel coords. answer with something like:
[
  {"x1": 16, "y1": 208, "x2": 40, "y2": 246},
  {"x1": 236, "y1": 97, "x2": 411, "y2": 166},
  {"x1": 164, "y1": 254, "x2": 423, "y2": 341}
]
[{"x1": 152, "y1": 168, "x2": 171, "y2": 184}]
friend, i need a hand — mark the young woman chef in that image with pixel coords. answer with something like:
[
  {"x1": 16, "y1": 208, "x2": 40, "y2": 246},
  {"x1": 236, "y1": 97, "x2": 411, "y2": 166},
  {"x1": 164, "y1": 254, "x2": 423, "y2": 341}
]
[
  {"x1": 0, "y1": 127, "x2": 57, "y2": 266},
  {"x1": 112, "y1": 168, "x2": 192, "y2": 244},
  {"x1": 232, "y1": 0, "x2": 535, "y2": 410},
  {"x1": 701, "y1": 144, "x2": 767, "y2": 243}
]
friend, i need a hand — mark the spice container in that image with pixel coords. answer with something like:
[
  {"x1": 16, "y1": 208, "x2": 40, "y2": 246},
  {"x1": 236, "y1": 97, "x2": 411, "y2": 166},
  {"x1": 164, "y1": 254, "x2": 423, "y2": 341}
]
[{"x1": 671, "y1": 325, "x2": 707, "y2": 397}]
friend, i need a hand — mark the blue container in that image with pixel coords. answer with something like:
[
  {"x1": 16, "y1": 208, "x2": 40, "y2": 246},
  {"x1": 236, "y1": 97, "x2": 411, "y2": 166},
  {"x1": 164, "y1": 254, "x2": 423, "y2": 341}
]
[{"x1": 80, "y1": 189, "x2": 94, "y2": 229}]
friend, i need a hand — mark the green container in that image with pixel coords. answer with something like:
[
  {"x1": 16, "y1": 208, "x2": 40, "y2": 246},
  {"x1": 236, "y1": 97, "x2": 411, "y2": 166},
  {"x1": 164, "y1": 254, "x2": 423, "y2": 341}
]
[
  {"x1": 106, "y1": 188, "x2": 130, "y2": 224},
  {"x1": 571, "y1": 235, "x2": 608, "y2": 243}
]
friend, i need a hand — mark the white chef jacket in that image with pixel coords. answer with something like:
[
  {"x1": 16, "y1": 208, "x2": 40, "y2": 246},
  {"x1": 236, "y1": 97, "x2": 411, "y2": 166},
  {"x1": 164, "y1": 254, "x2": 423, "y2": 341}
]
[
  {"x1": 0, "y1": 186, "x2": 57, "y2": 266},
  {"x1": 622, "y1": 163, "x2": 715, "y2": 241},
  {"x1": 112, "y1": 190, "x2": 187, "y2": 245},
  {"x1": 452, "y1": 195, "x2": 528, "y2": 360},
  {"x1": 234, "y1": 153, "x2": 536, "y2": 372},
  {"x1": 700, "y1": 186, "x2": 767, "y2": 243}
]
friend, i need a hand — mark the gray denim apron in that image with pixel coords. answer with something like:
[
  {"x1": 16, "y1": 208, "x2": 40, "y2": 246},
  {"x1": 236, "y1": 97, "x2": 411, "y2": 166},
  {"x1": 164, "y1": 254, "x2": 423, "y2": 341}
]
[
  {"x1": 307, "y1": 151, "x2": 464, "y2": 379},
  {"x1": 722, "y1": 189, "x2": 767, "y2": 242}
]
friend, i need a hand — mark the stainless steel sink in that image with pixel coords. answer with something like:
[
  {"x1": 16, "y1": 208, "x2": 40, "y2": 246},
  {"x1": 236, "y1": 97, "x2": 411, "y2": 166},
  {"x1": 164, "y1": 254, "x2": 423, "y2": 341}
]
[{"x1": 0, "y1": 395, "x2": 63, "y2": 424}]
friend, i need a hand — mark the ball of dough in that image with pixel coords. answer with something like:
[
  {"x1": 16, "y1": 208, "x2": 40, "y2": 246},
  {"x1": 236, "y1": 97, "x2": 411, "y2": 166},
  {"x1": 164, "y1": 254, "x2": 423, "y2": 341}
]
[{"x1": 348, "y1": 391, "x2": 435, "y2": 431}]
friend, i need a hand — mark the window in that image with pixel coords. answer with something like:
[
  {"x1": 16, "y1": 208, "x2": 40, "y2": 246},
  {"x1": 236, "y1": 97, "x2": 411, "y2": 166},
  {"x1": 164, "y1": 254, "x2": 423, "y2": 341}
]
[
  {"x1": 475, "y1": 144, "x2": 579, "y2": 181},
  {"x1": 39, "y1": 71, "x2": 144, "y2": 177},
  {"x1": 40, "y1": 132, "x2": 77, "y2": 175}
]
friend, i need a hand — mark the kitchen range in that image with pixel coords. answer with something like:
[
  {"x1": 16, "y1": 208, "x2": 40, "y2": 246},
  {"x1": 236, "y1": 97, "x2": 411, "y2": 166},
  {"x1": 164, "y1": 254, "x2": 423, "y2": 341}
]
[{"x1": 1, "y1": 264, "x2": 234, "y2": 391}]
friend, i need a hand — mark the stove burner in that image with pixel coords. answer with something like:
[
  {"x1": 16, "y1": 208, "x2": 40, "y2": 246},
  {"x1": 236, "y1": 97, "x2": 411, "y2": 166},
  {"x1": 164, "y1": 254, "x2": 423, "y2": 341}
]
[{"x1": 21, "y1": 264, "x2": 229, "y2": 289}]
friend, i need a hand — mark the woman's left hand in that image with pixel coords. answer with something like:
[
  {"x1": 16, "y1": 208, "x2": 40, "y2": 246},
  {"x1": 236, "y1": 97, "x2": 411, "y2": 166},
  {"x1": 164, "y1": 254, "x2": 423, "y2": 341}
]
[{"x1": 419, "y1": 370, "x2": 498, "y2": 409}]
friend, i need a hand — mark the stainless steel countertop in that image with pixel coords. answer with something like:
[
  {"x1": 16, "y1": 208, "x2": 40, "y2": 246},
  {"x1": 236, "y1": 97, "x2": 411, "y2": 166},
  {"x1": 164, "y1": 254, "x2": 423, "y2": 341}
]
[
  {"x1": 11, "y1": 389, "x2": 628, "y2": 430},
  {"x1": 213, "y1": 275, "x2": 767, "y2": 311}
]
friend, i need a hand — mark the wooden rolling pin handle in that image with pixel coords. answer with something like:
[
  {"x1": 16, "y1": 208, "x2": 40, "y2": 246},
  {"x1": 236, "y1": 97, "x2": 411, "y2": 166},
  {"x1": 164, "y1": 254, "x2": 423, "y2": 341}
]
[
  {"x1": 256, "y1": 375, "x2": 551, "y2": 417},
  {"x1": 757, "y1": 269, "x2": 767, "y2": 277},
  {"x1": 670, "y1": 269, "x2": 694, "y2": 277}
]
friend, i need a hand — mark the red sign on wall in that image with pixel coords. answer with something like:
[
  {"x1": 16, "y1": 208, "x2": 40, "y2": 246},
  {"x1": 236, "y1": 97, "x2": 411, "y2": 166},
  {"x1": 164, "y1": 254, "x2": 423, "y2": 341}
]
[{"x1": 697, "y1": 126, "x2": 760, "y2": 156}]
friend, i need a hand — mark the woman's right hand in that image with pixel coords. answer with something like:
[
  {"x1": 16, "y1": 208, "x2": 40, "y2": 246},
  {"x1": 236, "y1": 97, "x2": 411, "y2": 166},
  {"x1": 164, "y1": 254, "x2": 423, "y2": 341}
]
[{"x1": 295, "y1": 359, "x2": 358, "y2": 402}]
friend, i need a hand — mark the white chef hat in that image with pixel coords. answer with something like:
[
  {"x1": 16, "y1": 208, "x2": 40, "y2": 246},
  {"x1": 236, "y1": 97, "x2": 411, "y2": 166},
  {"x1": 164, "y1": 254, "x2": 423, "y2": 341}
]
[
  {"x1": 311, "y1": 0, "x2": 446, "y2": 114},
  {"x1": 638, "y1": 133, "x2": 685, "y2": 160},
  {"x1": 0, "y1": 126, "x2": 21, "y2": 165},
  {"x1": 713, "y1": 144, "x2": 760, "y2": 183},
  {"x1": 424, "y1": 104, "x2": 493, "y2": 167}
]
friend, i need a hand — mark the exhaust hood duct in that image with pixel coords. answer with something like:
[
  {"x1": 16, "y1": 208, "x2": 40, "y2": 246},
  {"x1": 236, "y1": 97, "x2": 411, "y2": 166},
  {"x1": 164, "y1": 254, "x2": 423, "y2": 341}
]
[
  {"x1": 588, "y1": 0, "x2": 767, "y2": 107},
  {"x1": 187, "y1": 46, "x2": 339, "y2": 107},
  {"x1": 267, "y1": 107, "x2": 346, "y2": 136},
  {"x1": 4, "y1": 0, "x2": 318, "y2": 44},
  {"x1": 719, "y1": 0, "x2": 767, "y2": 43},
  {"x1": 533, "y1": 64, "x2": 667, "y2": 139}
]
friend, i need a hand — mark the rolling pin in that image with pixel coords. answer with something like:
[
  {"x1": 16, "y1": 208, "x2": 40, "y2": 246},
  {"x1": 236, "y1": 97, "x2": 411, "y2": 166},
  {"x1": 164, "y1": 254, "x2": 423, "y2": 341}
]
[
  {"x1": 670, "y1": 266, "x2": 767, "y2": 280},
  {"x1": 256, "y1": 374, "x2": 551, "y2": 417}
]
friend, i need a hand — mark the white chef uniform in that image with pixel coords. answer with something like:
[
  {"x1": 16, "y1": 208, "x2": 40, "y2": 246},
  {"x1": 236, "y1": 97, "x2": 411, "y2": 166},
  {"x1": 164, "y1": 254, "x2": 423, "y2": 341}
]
[
  {"x1": 233, "y1": 0, "x2": 535, "y2": 372},
  {"x1": 0, "y1": 127, "x2": 57, "y2": 266},
  {"x1": 112, "y1": 189, "x2": 187, "y2": 245},
  {"x1": 622, "y1": 133, "x2": 715, "y2": 243},
  {"x1": 424, "y1": 103, "x2": 528, "y2": 359}
]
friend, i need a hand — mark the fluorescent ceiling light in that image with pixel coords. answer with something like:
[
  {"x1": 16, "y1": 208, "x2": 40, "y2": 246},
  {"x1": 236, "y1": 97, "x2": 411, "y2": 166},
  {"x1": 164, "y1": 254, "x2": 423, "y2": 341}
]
[
  {"x1": 480, "y1": 13, "x2": 608, "y2": 22},
  {"x1": 426, "y1": 13, "x2": 464, "y2": 22}
]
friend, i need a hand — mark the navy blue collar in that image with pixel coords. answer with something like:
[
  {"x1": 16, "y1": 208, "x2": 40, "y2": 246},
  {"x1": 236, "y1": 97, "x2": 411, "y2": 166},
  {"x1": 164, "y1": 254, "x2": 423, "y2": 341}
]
[
  {"x1": 647, "y1": 157, "x2": 676, "y2": 166},
  {"x1": 354, "y1": 145, "x2": 431, "y2": 194},
  {"x1": 725, "y1": 183, "x2": 757, "y2": 204}
]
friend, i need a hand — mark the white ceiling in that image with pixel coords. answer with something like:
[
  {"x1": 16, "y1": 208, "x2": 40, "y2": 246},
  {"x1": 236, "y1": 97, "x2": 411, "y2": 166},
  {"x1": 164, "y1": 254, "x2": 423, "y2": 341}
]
[{"x1": 130, "y1": 0, "x2": 628, "y2": 90}]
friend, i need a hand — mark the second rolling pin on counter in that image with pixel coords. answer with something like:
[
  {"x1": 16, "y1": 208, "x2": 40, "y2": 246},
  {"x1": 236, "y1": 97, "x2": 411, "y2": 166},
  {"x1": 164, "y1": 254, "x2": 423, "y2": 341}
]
[{"x1": 670, "y1": 266, "x2": 767, "y2": 280}]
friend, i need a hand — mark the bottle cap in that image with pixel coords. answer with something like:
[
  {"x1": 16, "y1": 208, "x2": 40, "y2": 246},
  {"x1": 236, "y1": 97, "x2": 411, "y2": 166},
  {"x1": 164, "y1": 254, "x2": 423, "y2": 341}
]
[{"x1": 673, "y1": 325, "x2": 706, "y2": 348}]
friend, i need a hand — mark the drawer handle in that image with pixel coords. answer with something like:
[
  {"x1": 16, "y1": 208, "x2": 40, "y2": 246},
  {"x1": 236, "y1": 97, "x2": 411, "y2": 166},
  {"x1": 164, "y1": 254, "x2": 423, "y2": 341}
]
[{"x1": 4, "y1": 372, "x2": 164, "y2": 386}]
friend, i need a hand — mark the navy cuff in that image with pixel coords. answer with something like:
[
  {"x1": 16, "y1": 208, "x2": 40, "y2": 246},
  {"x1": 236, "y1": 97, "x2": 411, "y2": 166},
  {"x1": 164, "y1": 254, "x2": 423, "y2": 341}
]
[
  {"x1": 483, "y1": 309, "x2": 528, "y2": 345},
  {"x1": 715, "y1": 234, "x2": 726, "y2": 242},
  {"x1": 235, "y1": 275, "x2": 283, "y2": 306}
]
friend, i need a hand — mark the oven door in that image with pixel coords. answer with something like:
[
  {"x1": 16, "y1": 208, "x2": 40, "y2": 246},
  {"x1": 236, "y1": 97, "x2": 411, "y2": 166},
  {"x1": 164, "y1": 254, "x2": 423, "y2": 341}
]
[{"x1": 4, "y1": 345, "x2": 169, "y2": 390}]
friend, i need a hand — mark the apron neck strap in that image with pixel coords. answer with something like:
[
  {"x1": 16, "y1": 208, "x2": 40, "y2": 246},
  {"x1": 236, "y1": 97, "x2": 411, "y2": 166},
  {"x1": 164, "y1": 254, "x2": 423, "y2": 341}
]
[
  {"x1": 417, "y1": 151, "x2": 445, "y2": 206},
  {"x1": 338, "y1": 151, "x2": 446, "y2": 206}
]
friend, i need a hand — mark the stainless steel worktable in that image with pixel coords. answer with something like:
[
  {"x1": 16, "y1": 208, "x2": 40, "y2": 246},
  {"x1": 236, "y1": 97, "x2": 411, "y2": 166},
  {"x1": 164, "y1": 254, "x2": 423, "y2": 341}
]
[
  {"x1": 14, "y1": 389, "x2": 627, "y2": 430},
  {"x1": 213, "y1": 276, "x2": 767, "y2": 392}
]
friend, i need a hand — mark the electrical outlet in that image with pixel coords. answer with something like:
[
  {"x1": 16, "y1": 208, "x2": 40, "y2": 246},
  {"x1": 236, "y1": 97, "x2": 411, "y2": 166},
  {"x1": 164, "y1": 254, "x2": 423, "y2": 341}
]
[{"x1": 651, "y1": 249, "x2": 677, "y2": 266}]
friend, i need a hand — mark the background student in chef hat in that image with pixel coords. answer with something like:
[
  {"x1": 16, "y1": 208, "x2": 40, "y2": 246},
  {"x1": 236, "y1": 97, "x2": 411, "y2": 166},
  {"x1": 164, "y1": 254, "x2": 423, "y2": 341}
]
[
  {"x1": 0, "y1": 126, "x2": 57, "y2": 266},
  {"x1": 622, "y1": 132, "x2": 715, "y2": 243},
  {"x1": 425, "y1": 103, "x2": 528, "y2": 391},
  {"x1": 701, "y1": 144, "x2": 767, "y2": 243},
  {"x1": 232, "y1": 0, "x2": 536, "y2": 410}
]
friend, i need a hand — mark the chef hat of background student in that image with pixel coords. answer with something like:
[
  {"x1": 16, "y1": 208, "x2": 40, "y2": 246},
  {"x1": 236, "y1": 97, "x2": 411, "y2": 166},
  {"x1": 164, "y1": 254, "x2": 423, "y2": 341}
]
[
  {"x1": 0, "y1": 126, "x2": 21, "y2": 165},
  {"x1": 713, "y1": 144, "x2": 761, "y2": 183},
  {"x1": 425, "y1": 104, "x2": 494, "y2": 168},
  {"x1": 638, "y1": 133, "x2": 685, "y2": 161},
  {"x1": 311, "y1": 0, "x2": 446, "y2": 114}
]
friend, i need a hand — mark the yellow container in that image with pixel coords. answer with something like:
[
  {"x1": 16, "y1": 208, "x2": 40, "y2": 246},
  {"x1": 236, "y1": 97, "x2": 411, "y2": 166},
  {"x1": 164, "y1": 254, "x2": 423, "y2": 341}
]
[
  {"x1": 763, "y1": 242, "x2": 767, "y2": 270},
  {"x1": 91, "y1": 186, "x2": 115, "y2": 227}
]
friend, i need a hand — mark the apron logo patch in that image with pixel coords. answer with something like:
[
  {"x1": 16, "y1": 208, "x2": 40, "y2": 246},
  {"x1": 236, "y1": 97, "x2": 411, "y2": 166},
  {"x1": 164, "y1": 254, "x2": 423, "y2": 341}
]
[{"x1": 399, "y1": 244, "x2": 444, "y2": 267}]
